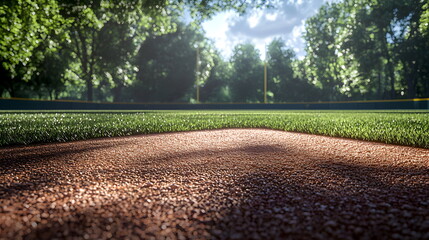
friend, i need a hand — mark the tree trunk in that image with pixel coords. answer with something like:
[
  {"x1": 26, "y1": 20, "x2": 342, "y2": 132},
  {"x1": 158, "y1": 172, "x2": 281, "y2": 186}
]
[
  {"x1": 112, "y1": 85, "x2": 122, "y2": 102},
  {"x1": 49, "y1": 89, "x2": 54, "y2": 100},
  {"x1": 85, "y1": 78, "x2": 93, "y2": 101},
  {"x1": 378, "y1": 28, "x2": 395, "y2": 99},
  {"x1": 7, "y1": 87, "x2": 15, "y2": 98},
  {"x1": 332, "y1": 60, "x2": 341, "y2": 101},
  {"x1": 7, "y1": 78, "x2": 16, "y2": 98},
  {"x1": 77, "y1": 29, "x2": 93, "y2": 101},
  {"x1": 406, "y1": 63, "x2": 416, "y2": 99},
  {"x1": 388, "y1": 60, "x2": 395, "y2": 99},
  {"x1": 378, "y1": 71, "x2": 382, "y2": 99},
  {"x1": 383, "y1": 43, "x2": 395, "y2": 99}
]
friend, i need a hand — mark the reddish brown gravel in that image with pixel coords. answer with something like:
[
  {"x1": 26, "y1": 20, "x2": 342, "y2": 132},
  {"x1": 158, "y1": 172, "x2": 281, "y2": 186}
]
[{"x1": 1, "y1": 129, "x2": 429, "y2": 239}]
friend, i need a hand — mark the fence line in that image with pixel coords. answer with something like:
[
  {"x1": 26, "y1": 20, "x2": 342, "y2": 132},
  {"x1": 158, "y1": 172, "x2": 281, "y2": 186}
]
[{"x1": 1, "y1": 97, "x2": 428, "y2": 110}]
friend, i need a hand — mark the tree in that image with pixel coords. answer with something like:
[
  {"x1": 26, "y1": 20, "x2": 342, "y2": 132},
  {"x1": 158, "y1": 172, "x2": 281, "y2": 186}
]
[
  {"x1": 302, "y1": 0, "x2": 429, "y2": 101},
  {"x1": 57, "y1": 0, "x2": 172, "y2": 101},
  {"x1": 1, "y1": 0, "x2": 274, "y2": 101},
  {"x1": 370, "y1": 0, "x2": 400, "y2": 99},
  {"x1": 200, "y1": 51, "x2": 232, "y2": 102},
  {"x1": 303, "y1": 3, "x2": 343, "y2": 101},
  {"x1": 230, "y1": 43, "x2": 263, "y2": 102},
  {"x1": 341, "y1": 0, "x2": 384, "y2": 99},
  {"x1": 134, "y1": 23, "x2": 213, "y2": 102},
  {"x1": 266, "y1": 38, "x2": 296, "y2": 102},
  {"x1": 57, "y1": 0, "x2": 273, "y2": 101},
  {"x1": 292, "y1": 59, "x2": 323, "y2": 102},
  {"x1": 394, "y1": 0, "x2": 429, "y2": 98},
  {"x1": 0, "y1": 0, "x2": 66, "y2": 97},
  {"x1": 31, "y1": 47, "x2": 72, "y2": 100},
  {"x1": 343, "y1": 0, "x2": 429, "y2": 99},
  {"x1": 95, "y1": 20, "x2": 138, "y2": 102},
  {"x1": 420, "y1": 1, "x2": 429, "y2": 35}
]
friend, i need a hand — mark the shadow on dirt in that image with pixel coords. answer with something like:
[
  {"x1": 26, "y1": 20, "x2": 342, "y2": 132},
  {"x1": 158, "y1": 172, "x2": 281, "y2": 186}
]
[
  {"x1": 211, "y1": 161, "x2": 429, "y2": 239},
  {"x1": 1, "y1": 137, "x2": 428, "y2": 239},
  {"x1": 0, "y1": 141, "x2": 129, "y2": 199}
]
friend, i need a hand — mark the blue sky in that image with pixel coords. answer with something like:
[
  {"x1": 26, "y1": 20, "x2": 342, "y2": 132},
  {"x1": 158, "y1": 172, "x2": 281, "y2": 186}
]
[{"x1": 201, "y1": 0, "x2": 335, "y2": 60}]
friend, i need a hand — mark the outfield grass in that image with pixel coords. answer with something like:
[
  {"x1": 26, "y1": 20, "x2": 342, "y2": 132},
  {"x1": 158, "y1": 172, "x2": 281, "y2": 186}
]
[{"x1": 1, "y1": 110, "x2": 428, "y2": 148}]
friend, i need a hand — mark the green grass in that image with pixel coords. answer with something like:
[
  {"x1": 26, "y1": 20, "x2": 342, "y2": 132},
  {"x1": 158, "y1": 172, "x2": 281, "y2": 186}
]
[{"x1": 1, "y1": 110, "x2": 429, "y2": 148}]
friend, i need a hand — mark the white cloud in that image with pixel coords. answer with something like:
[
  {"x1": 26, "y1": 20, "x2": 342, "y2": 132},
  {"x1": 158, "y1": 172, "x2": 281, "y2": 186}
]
[
  {"x1": 202, "y1": 11, "x2": 238, "y2": 58},
  {"x1": 265, "y1": 12, "x2": 278, "y2": 21},
  {"x1": 202, "y1": 0, "x2": 335, "y2": 60},
  {"x1": 247, "y1": 10, "x2": 264, "y2": 28}
]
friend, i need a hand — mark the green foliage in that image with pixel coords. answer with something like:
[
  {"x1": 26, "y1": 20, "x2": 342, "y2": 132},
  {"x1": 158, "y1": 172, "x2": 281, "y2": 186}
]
[
  {"x1": 0, "y1": 0, "x2": 67, "y2": 81},
  {"x1": 303, "y1": 2, "x2": 344, "y2": 100},
  {"x1": 421, "y1": 2, "x2": 429, "y2": 35},
  {"x1": 134, "y1": 22, "x2": 213, "y2": 102},
  {"x1": 230, "y1": 43, "x2": 263, "y2": 102},
  {"x1": 1, "y1": 110, "x2": 429, "y2": 148},
  {"x1": 0, "y1": 0, "x2": 273, "y2": 101},
  {"x1": 31, "y1": 50, "x2": 71, "y2": 99},
  {"x1": 184, "y1": 0, "x2": 274, "y2": 20},
  {"x1": 200, "y1": 52, "x2": 232, "y2": 102},
  {"x1": 1, "y1": 0, "x2": 428, "y2": 103},
  {"x1": 54, "y1": 0, "x2": 273, "y2": 101},
  {"x1": 303, "y1": 0, "x2": 429, "y2": 100},
  {"x1": 58, "y1": 0, "x2": 170, "y2": 101},
  {"x1": 267, "y1": 38, "x2": 312, "y2": 102},
  {"x1": 95, "y1": 20, "x2": 139, "y2": 102}
]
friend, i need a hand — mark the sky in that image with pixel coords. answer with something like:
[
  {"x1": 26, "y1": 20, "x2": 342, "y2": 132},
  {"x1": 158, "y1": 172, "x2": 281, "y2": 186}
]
[{"x1": 201, "y1": 0, "x2": 335, "y2": 60}]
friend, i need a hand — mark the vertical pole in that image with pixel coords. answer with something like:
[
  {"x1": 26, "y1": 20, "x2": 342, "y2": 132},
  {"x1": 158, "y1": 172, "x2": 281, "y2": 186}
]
[
  {"x1": 264, "y1": 43, "x2": 268, "y2": 104},
  {"x1": 264, "y1": 51, "x2": 267, "y2": 104},
  {"x1": 196, "y1": 46, "x2": 200, "y2": 103}
]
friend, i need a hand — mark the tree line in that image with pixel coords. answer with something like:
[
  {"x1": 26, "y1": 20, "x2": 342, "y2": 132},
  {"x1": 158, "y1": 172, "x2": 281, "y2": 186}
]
[{"x1": 1, "y1": 0, "x2": 428, "y2": 103}]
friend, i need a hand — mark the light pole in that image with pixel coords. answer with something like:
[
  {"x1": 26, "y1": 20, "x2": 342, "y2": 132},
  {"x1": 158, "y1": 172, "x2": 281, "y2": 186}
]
[
  {"x1": 195, "y1": 45, "x2": 200, "y2": 103},
  {"x1": 264, "y1": 44, "x2": 268, "y2": 104},
  {"x1": 264, "y1": 61, "x2": 268, "y2": 104}
]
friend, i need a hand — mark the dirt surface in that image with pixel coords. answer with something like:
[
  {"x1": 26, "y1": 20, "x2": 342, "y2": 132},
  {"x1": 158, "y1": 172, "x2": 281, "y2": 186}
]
[{"x1": 1, "y1": 129, "x2": 429, "y2": 239}]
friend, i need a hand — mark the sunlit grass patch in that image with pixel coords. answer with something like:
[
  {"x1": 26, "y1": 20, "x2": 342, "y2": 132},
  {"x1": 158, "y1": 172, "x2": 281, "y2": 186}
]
[{"x1": 1, "y1": 110, "x2": 428, "y2": 148}]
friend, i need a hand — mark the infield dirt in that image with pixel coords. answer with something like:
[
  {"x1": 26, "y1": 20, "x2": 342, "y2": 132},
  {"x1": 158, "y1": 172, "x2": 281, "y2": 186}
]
[{"x1": 1, "y1": 129, "x2": 428, "y2": 239}]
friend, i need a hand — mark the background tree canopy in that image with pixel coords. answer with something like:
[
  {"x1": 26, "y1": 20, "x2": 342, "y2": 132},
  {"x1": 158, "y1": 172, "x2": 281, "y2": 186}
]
[{"x1": 1, "y1": 0, "x2": 428, "y2": 103}]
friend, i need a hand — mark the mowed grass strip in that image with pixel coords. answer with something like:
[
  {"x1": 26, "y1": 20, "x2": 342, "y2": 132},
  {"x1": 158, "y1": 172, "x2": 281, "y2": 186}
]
[{"x1": 0, "y1": 110, "x2": 428, "y2": 148}]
